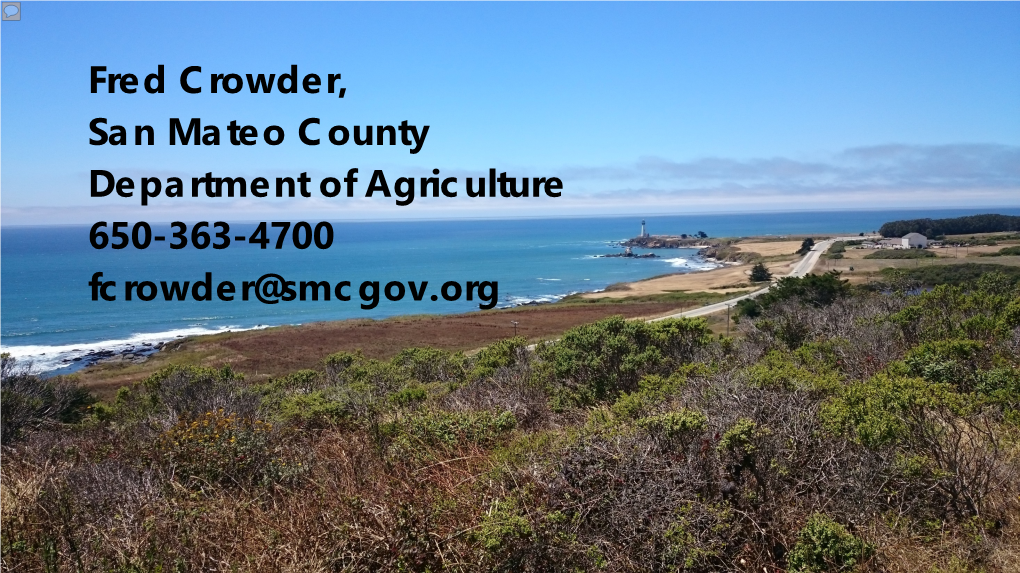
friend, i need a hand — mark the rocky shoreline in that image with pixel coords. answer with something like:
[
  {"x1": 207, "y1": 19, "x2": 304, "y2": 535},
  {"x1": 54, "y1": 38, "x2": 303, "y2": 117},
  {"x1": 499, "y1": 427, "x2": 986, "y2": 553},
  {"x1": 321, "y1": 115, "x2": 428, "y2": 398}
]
[
  {"x1": 619, "y1": 235, "x2": 761, "y2": 265},
  {"x1": 62, "y1": 341, "x2": 167, "y2": 369}
]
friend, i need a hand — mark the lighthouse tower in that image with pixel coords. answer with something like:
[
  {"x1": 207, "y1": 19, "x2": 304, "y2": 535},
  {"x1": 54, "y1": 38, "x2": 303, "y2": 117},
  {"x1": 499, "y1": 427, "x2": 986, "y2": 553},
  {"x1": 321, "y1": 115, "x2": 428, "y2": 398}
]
[{"x1": 640, "y1": 220, "x2": 648, "y2": 238}]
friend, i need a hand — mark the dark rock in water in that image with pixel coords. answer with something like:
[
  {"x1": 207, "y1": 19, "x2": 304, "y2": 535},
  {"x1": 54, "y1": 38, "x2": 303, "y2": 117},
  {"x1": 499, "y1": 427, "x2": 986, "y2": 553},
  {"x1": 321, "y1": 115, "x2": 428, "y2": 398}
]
[
  {"x1": 598, "y1": 252, "x2": 659, "y2": 259},
  {"x1": 72, "y1": 357, "x2": 82, "y2": 362}
]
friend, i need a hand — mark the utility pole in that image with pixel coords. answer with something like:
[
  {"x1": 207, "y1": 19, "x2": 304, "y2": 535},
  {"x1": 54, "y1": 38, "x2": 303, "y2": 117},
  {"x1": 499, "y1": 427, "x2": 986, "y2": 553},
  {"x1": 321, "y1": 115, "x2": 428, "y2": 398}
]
[{"x1": 726, "y1": 304, "x2": 731, "y2": 337}]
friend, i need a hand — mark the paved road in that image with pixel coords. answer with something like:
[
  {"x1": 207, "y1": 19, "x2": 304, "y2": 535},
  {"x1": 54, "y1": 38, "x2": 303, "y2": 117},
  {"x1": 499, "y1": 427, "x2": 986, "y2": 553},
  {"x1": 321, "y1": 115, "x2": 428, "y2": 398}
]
[{"x1": 650, "y1": 237, "x2": 851, "y2": 321}]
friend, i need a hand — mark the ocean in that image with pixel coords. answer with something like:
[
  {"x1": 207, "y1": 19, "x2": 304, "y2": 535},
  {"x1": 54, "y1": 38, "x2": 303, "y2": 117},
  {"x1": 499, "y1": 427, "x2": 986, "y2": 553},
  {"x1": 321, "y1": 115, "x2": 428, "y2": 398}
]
[{"x1": 3, "y1": 209, "x2": 1018, "y2": 372}]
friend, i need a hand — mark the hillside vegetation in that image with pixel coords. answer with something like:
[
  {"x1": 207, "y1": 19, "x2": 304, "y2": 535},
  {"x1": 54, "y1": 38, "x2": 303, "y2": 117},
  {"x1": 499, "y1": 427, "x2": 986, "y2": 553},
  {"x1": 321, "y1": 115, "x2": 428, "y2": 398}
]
[{"x1": 3, "y1": 271, "x2": 1020, "y2": 572}]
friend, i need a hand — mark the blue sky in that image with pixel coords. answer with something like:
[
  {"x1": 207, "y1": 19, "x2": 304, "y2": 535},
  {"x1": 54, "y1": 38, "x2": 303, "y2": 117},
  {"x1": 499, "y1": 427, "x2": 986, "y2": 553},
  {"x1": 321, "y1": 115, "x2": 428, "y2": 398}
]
[{"x1": 2, "y1": 2, "x2": 1018, "y2": 224}]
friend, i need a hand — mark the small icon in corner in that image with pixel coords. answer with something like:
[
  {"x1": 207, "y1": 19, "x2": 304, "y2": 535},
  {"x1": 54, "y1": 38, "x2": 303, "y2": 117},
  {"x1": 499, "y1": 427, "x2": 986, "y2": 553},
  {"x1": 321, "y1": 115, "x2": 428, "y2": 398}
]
[{"x1": 3, "y1": 2, "x2": 20, "y2": 21}]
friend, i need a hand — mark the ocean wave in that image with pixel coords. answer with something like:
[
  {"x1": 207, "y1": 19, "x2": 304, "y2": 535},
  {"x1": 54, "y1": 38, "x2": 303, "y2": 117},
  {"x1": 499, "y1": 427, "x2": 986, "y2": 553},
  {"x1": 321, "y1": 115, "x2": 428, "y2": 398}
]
[
  {"x1": 501, "y1": 291, "x2": 581, "y2": 307},
  {"x1": 2, "y1": 325, "x2": 269, "y2": 373},
  {"x1": 536, "y1": 278, "x2": 562, "y2": 281},
  {"x1": 661, "y1": 257, "x2": 720, "y2": 271}
]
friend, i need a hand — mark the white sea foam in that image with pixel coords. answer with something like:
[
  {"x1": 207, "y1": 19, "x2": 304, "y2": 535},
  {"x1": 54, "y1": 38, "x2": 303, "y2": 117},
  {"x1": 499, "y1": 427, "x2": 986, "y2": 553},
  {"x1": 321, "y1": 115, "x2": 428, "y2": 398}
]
[
  {"x1": 1, "y1": 325, "x2": 269, "y2": 373},
  {"x1": 501, "y1": 291, "x2": 582, "y2": 307},
  {"x1": 661, "y1": 257, "x2": 720, "y2": 270}
]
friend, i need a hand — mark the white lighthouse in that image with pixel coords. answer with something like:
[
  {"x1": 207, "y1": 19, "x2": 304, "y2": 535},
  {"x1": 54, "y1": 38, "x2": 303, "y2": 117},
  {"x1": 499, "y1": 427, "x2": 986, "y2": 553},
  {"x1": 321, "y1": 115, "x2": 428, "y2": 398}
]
[{"x1": 640, "y1": 220, "x2": 649, "y2": 238}]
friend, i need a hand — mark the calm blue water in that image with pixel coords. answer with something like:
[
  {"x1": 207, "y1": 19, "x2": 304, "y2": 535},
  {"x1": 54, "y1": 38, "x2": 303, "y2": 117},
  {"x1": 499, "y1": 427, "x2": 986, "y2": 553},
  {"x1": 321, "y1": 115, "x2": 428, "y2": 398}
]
[{"x1": 4, "y1": 209, "x2": 1018, "y2": 371}]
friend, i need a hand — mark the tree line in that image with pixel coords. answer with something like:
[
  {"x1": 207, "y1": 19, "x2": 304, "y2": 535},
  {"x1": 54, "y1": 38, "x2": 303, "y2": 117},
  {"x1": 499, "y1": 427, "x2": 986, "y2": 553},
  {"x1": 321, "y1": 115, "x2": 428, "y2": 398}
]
[{"x1": 880, "y1": 214, "x2": 1020, "y2": 238}]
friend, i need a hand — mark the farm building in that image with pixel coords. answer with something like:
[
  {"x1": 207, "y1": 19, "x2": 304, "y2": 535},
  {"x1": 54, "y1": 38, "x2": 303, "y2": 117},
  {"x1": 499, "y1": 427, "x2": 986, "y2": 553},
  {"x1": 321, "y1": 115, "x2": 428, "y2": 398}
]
[{"x1": 878, "y1": 233, "x2": 928, "y2": 249}]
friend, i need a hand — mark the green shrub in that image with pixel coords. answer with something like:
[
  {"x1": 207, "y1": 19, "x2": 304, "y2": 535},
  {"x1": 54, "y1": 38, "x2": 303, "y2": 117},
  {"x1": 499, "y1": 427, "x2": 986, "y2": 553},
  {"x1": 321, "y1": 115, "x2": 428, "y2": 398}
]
[
  {"x1": 636, "y1": 409, "x2": 707, "y2": 446},
  {"x1": 734, "y1": 297, "x2": 763, "y2": 319},
  {"x1": 891, "y1": 283, "x2": 1020, "y2": 347},
  {"x1": 903, "y1": 339, "x2": 983, "y2": 391},
  {"x1": 820, "y1": 374, "x2": 965, "y2": 449},
  {"x1": 744, "y1": 350, "x2": 841, "y2": 393},
  {"x1": 277, "y1": 391, "x2": 350, "y2": 427},
  {"x1": 750, "y1": 271, "x2": 851, "y2": 314},
  {"x1": 322, "y1": 352, "x2": 411, "y2": 420},
  {"x1": 262, "y1": 369, "x2": 321, "y2": 392},
  {"x1": 323, "y1": 350, "x2": 363, "y2": 378},
  {"x1": 393, "y1": 347, "x2": 466, "y2": 385},
  {"x1": 611, "y1": 391, "x2": 648, "y2": 420},
  {"x1": 388, "y1": 410, "x2": 517, "y2": 450},
  {"x1": 794, "y1": 341, "x2": 840, "y2": 370},
  {"x1": 975, "y1": 367, "x2": 1020, "y2": 408},
  {"x1": 99, "y1": 364, "x2": 254, "y2": 424},
  {"x1": 864, "y1": 249, "x2": 935, "y2": 259},
  {"x1": 1002, "y1": 299, "x2": 1020, "y2": 331},
  {"x1": 718, "y1": 418, "x2": 768, "y2": 456},
  {"x1": 975, "y1": 270, "x2": 1018, "y2": 295},
  {"x1": 611, "y1": 372, "x2": 691, "y2": 420},
  {"x1": 475, "y1": 496, "x2": 534, "y2": 554},
  {"x1": 787, "y1": 513, "x2": 873, "y2": 572},
  {"x1": 662, "y1": 503, "x2": 736, "y2": 569},
  {"x1": 388, "y1": 384, "x2": 429, "y2": 408},
  {"x1": 538, "y1": 316, "x2": 710, "y2": 409},
  {"x1": 472, "y1": 336, "x2": 528, "y2": 378}
]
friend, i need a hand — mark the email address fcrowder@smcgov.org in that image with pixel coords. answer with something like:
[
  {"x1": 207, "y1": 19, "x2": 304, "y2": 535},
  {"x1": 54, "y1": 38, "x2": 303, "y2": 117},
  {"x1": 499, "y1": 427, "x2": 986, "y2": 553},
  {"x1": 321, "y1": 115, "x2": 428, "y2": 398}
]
[{"x1": 88, "y1": 272, "x2": 499, "y2": 309}]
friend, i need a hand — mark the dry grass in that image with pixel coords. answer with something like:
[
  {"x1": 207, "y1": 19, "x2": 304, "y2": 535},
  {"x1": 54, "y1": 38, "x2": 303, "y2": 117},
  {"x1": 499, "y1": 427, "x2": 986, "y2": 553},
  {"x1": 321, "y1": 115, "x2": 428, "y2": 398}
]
[
  {"x1": 579, "y1": 260, "x2": 799, "y2": 299},
  {"x1": 734, "y1": 239, "x2": 804, "y2": 257}
]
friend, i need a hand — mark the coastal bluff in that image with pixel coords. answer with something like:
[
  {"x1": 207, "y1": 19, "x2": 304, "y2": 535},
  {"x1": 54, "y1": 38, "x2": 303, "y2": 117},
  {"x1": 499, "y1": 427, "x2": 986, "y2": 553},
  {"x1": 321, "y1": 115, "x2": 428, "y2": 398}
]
[
  {"x1": 621, "y1": 235, "x2": 709, "y2": 249},
  {"x1": 621, "y1": 234, "x2": 784, "y2": 264}
]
